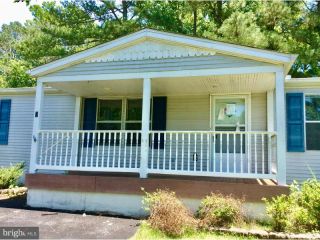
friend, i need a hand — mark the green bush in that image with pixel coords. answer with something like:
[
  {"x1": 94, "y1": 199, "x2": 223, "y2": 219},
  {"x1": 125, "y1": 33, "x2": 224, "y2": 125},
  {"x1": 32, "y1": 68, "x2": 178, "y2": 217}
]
[
  {"x1": 142, "y1": 189, "x2": 197, "y2": 237},
  {"x1": 0, "y1": 163, "x2": 24, "y2": 189},
  {"x1": 264, "y1": 178, "x2": 320, "y2": 233},
  {"x1": 196, "y1": 193, "x2": 243, "y2": 229}
]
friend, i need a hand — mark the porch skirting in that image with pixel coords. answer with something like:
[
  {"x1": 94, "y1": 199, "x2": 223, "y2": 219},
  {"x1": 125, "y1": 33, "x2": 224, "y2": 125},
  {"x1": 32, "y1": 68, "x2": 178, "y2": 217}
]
[{"x1": 26, "y1": 174, "x2": 288, "y2": 219}]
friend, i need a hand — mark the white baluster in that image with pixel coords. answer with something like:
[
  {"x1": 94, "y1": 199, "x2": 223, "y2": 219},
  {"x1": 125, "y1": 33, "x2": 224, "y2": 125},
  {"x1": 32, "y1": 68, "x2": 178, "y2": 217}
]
[
  {"x1": 151, "y1": 132, "x2": 154, "y2": 169},
  {"x1": 124, "y1": 132, "x2": 127, "y2": 168},
  {"x1": 207, "y1": 134, "x2": 209, "y2": 172},
  {"x1": 129, "y1": 132, "x2": 133, "y2": 168},
  {"x1": 188, "y1": 133, "x2": 190, "y2": 171},
  {"x1": 240, "y1": 132, "x2": 243, "y2": 173},
  {"x1": 163, "y1": 133, "x2": 166, "y2": 170},
  {"x1": 200, "y1": 133, "x2": 203, "y2": 171},
  {"x1": 213, "y1": 133, "x2": 216, "y2": 173},
  {"x1": 54, "y1": 132, "x2": 59, "y2": 166},
  {"x1": 102, "y1": 132, "x2": 106, "y2": 168},
  {"x1": 91, "y1": 132, "x2": 95, "y2": 167},
  {"x1": 157, "y1": 133, "x2": 160, "y2": 169},
  {"x1": 227, "y1": 133, "x2": 229, "y2": 173},
  {"x1": 175, "y1": 133, "x2": 178, "y2": 171},
  {"x1": 169, "y1": 133, "x2": 172, "y2": 171},
  {"x1": 233, "y1": 133, "x2": 236, "y2": 173},
  {"x1": 255, "y1": 133, "x2": 257, "y2": 174},
  {"x1": 182, "y1": 133, "x2": 185, "y2": 171},
  {"x1": 220, "y1": 133, "x2": 222, "y2": 173},
  {"x1": 262, "y1": 133, "x2": 265, "y2": 174}
]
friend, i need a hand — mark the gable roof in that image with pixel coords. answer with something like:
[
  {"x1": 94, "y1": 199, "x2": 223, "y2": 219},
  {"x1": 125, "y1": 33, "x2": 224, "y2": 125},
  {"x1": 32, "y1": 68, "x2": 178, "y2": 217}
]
[{"x1": 29, "y1": 28, "x2": 297, "y2": 77}]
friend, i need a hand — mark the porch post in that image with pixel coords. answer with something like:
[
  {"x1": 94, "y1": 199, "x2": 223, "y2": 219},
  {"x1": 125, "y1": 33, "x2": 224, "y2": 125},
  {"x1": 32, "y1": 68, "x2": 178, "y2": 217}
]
[
  {"x1": 267, "y1": 90, "x2": 275, "y2": 132},
  {"x1": 140, "y1": 78, "x2": 151, "y2": 178},
  {"x1": 71, "y1": 96, "x2": 81, "y2": 166},
  {"x1": 29, "y1": 80, "x2": 44, "y2": 173},
  {"x1": 275, "y1": 71, "x2": 286, "y2": 185}
]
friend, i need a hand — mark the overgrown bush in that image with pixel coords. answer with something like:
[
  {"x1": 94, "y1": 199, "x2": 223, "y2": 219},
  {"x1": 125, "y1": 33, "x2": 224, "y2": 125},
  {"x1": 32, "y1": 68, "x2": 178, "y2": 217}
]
[
  {"x1": 142, "y1": 189, "x2": 197, "y2": 237},
  {"x1": 264, "y1": 178, "x2": 320, "y2": 233},
  {"x1": 0, "y1": 163, "x2": 24, "y2": 189},
  {"x1": 196, "y1": 193, "x2": 243, "y2": 229}
]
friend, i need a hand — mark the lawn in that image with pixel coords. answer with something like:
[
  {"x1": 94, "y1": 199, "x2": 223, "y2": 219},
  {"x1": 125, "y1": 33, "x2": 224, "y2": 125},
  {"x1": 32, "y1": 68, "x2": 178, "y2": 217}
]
[{"x1": 131, "y1": 222, "x2": 258, "y2": 240}]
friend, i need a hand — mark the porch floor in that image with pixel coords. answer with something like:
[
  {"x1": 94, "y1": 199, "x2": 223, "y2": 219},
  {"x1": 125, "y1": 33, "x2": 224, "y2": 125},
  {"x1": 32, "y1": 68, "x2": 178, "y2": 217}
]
[{"x1": 25, "y1": 173, "x2": 288, "y2": 202}]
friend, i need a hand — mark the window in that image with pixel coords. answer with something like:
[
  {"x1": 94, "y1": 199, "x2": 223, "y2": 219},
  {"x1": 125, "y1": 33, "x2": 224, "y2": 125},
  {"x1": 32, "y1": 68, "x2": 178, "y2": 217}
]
[
  {"x1": 96, "y1": 99, "x2": 142, "y2": 130},
  {"x1": 305, "y1": 95, "x2": 320, "y2": 150},
  {"x1": 214, "y1": 98, "x2": 246, "y2": 131}
]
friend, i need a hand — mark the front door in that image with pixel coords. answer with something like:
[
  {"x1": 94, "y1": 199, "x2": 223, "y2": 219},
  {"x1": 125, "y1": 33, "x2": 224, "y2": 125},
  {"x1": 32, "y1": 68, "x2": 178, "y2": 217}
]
[{"x1": 211, "y1": 96, "x2": 248, "y2": 173}]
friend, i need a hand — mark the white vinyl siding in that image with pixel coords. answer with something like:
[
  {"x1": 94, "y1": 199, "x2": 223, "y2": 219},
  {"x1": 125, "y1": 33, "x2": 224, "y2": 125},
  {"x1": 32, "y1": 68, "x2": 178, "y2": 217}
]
[{"x1": 0, "y1": 94, "x2": 76, "y2": 170}]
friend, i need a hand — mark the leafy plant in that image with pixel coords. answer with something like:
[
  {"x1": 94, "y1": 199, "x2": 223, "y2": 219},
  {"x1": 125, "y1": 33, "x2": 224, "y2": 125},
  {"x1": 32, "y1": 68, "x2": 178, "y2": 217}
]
[
  {"x1": 142, "y1": 189, "x2": 197, "y2": 237},
  {"x1": 196, "y1": 193, "x2": 244, "y2": 229},
  {"x1": 0, "y1": 163, "x2": 24, "y2": 189},
  {"x1": 264, "y1": 178, "x2": 320, "y2": 233}
]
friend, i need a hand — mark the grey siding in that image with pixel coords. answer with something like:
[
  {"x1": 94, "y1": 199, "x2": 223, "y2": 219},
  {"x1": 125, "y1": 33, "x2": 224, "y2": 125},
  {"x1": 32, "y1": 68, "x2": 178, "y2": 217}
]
[
  {"x1": 167, "y1": 95, "x2": 210, "y2": 130},
  {"x1": 0, "y1": 94, "x2": 76, "y2": 169},
  {"x1": 251, "y1": 93, "x2": 267, "y2": 131},
  {"x1": 287, "y1": 152, "x2": 320, "y2": 183},
  {"x1": 41, "y1": 95, "x2": 76, "y2": 130},
  {"x1": 46, "y1": 54, "x2": 274, "y2": 77},
  {"x1": 285, "y1": 88, "x2": 320, "y2": 183},
  {"x1": 0, "y1": 95, "x2": 34, "y2": 167}
]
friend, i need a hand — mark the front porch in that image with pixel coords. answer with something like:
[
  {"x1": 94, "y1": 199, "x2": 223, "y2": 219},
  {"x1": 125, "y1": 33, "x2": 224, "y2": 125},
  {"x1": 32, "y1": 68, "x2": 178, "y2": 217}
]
[{"x1": 29, "y1": 71, "x2": 284, "y2": 183}]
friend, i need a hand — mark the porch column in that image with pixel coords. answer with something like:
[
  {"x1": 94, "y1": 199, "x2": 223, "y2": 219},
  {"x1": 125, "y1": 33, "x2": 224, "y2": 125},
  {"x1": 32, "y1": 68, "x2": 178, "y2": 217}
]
[
  {"x1": 29, "y1": 80, "x2": 44, "y2": 173},
  {"x1": 140, "y1": 78, "x2": 151, "y2": 178},
  {"x1": 71, "y1": 96, "x2": 81, "y2": 166},
  {"x1": 267, "y1": 90, "x2": 275, "y2": 132},
  {"x1": 275, "y1": 71, "x2": 286, "y2": 185}
]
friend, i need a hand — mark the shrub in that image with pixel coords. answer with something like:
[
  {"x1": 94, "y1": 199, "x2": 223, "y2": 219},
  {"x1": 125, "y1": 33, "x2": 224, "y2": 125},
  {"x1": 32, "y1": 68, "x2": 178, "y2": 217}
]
[
  {"x1": 142, "y1": 189, "x2": 197, "y2": 237},
  {"x1": 264, "y1": 178, "x2": 320, "y2": 233},
  {"x1": 0, "y1": 163, "x2": 24, "y2": 189},
  {"x1": 196, "y1": 193, "x2": 243, "y2": 229}
]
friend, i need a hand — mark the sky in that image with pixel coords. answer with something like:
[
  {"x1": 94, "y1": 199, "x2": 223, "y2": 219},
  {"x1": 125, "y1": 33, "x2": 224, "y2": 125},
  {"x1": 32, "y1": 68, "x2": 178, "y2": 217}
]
[{"x1": 0, "y1": 0, "x2": 50, "y2": 26}]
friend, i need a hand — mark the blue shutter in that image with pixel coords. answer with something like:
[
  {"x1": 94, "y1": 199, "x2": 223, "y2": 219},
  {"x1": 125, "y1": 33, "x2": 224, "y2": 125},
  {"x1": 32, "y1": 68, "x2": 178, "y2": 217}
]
[
  {"x1": 0, "y1": 99, "x2": 11, "y2": 145},
  {"x1": 152, "y1": 97, "x2": 167, "y2": 149},
  {"x1": 286, "y1": 93, "x2": 305, "y2": 152},
  {"x1": 83, "y1": 98, "x2": 97, "y2": 147}
]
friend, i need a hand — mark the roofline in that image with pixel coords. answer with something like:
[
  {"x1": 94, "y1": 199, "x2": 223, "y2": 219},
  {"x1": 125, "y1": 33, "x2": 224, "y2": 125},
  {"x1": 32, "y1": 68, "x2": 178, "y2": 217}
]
[
  {"x1": 29, "y1": 29, "x2": 297, "y2": 77},
  {"x1": 0, "y1": 87, "x2": 62, "y2": 95},
  {"x1": 285, "y1": 77, "x2": 320, "y2": 89}
]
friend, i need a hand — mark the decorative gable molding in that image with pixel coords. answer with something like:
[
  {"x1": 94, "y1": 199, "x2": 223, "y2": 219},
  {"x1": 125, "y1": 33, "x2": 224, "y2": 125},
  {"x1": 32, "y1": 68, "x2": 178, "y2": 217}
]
[{"x1": 86, "y1": 40, "x2": 216, "y2": 63}]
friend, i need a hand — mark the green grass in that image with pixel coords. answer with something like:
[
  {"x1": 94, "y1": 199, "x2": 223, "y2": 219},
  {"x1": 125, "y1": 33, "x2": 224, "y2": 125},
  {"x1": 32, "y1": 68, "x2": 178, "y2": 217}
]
[{"x1": 131, "y1": 222, "x2": 258, "y2": 240}]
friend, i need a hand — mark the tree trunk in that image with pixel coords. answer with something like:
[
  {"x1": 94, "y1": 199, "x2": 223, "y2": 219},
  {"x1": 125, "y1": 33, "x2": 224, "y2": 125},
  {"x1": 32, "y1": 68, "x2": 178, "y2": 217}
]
[
  {"x1": 122, "y1": 0, "x2": 128, "y2": 21},
  {"x1": 216, "y1": 0, "x2": 223, "y2": 27},
  {"x1": 193, "y1": 7, "x2": 197, "y2": 36}
]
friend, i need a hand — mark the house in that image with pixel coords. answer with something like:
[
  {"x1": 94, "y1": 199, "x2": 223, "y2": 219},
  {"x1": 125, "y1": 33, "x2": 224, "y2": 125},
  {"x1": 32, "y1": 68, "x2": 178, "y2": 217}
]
[{"x1": 0, "y1": 29, "x2": 319, "y2": 218}]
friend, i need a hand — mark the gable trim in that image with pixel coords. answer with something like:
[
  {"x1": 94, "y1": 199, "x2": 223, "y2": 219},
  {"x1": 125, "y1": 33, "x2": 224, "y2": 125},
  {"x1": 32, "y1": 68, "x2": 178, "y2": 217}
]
[{"x1": 29, "y1": 29, "x2": 297, "y2": 78}]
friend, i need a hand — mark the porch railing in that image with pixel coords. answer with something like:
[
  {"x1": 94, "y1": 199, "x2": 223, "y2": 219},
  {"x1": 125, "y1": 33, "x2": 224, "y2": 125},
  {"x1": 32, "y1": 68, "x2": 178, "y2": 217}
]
[
  {"x1": 36, "y1": 130, "x2": 141, "y2": 172},
  {"x1": 35, "y1": 130, "x2": 277, "y2": 179},
  {"x1": 149, "y1": 131, "x2": 277, "y2": 178}
]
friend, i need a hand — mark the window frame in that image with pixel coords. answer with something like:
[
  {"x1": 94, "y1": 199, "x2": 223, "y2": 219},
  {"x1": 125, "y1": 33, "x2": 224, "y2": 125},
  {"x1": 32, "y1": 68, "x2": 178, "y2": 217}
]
[
  {"x1": 96, "y1": 97, "x2": 144, "y2": 131},
  {"x1": 304, "y1": 93, "x2": 320, "y2": 151},
  {"x1": 210, "y1": 94, "x2": 251, "y2": 131}
]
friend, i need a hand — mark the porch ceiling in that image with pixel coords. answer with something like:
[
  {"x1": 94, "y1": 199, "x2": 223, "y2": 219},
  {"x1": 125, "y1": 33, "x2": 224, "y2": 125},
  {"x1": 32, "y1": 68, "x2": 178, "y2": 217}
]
[{"x1": 46, "y1": 72, "x2": 275, "y2": 97}]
